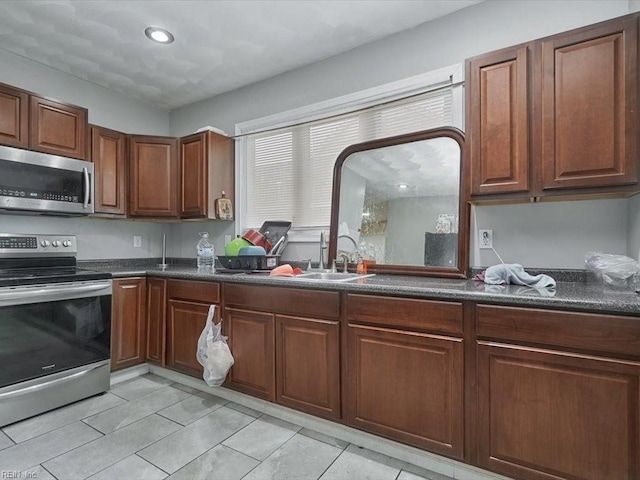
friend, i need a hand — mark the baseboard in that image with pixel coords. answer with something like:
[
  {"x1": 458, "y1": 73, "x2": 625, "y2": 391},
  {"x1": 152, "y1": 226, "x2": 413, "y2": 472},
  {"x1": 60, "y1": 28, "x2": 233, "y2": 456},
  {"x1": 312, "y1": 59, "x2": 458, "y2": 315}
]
[
  {"x1": 148, "y1": 365, "x2": 511, "y2": 480},
  {"x1": 109, "y1": 363, "x2": 150, "y2": 386}
]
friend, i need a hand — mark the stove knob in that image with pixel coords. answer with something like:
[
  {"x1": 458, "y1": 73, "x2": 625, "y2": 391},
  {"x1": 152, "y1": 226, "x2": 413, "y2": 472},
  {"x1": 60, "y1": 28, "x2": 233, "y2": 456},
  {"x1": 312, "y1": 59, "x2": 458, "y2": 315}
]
[
  {"x1": 62, "y1": 240, "x2": 72, "y2": 247},
  {"x1": 41, "y1": 240, "x2": 51, "y2": 247},
  {"x1": 51, "y1": 240, "x2": 61, "y2": 247}
]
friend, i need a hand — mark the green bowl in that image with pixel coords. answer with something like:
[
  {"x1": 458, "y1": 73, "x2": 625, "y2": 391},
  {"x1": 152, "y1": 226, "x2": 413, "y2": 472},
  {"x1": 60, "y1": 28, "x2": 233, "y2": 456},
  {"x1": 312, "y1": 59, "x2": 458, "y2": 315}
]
[{"x1": 224, "y1": 237, "x2": 252, "y2": 256}]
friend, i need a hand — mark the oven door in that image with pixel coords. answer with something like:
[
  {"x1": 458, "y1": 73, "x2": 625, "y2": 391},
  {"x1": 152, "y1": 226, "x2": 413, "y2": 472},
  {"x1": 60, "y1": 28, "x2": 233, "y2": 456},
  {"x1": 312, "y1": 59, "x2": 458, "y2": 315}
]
[{"x1": 0, "y1": 279, "x2": 112, "y2": 389}]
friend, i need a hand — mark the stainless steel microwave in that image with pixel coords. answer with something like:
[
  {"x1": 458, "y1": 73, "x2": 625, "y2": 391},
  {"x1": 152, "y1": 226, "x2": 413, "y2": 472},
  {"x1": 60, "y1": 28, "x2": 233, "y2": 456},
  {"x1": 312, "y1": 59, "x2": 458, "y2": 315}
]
[{"x1": 0, "y1": 145, "x2": 94, "y2": 215}]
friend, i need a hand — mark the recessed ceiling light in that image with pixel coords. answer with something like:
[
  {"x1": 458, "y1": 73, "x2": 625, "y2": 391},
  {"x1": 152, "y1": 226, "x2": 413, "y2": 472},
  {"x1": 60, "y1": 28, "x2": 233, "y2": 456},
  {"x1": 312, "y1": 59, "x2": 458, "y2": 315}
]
[
  {"x1": 145, "y1": 26, "x2": 174, "y2": 44},
  {"x1": 397, "y1": 183, "x2": 409, "y2": 190}
]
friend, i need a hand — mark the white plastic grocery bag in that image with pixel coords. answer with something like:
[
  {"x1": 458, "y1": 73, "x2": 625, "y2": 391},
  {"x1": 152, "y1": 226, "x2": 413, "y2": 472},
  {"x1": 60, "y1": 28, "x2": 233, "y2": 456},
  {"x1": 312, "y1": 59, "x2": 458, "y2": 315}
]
[{"x1": 196, "y1": 305, "x2": 234, "y2": 387}]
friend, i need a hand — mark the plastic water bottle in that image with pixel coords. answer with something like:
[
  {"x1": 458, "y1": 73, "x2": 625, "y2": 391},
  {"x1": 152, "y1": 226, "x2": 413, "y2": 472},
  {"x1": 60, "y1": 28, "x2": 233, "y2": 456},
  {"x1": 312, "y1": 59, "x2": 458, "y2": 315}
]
[{"x1": 197, "y1": 232, "x2": 214, "y2": 269}]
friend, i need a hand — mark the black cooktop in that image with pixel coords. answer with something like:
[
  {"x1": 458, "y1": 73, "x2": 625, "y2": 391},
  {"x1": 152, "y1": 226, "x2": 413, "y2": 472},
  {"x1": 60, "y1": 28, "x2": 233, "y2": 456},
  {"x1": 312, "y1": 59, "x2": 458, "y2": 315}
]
[{"x1": 0, "y1": 266, "x2": 111, "y2": 287}]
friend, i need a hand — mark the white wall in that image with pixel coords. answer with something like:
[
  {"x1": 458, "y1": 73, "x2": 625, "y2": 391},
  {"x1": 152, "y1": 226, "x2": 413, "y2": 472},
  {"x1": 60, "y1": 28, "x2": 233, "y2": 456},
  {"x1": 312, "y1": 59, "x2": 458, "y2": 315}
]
[
  {"x1": 386, "y1": 195, "x2": 458, "y2": 265},
  {"x1": 170, "y1": 0, "x2": 630, "y2": 136},
  {"x1": 0, "y1": 48, "x2": 173, "y2": 259},
  {"x1": 2, "y1": 0, "x2": 635, "y2": 265},
  {"x1": 0, "y1": 49, "x2": 169, "y2": 135},
  {"x1": 168, "y1": 0, "x2": 635, "y2": 270},
  {"x1": 627, "y1": 194, "x2": 640, "y2": 260},
  {"x1": 0, "y1": 214, "x2": 172, "y2": 260},
  {"x1": 471, "y1": 199, "x2": 628, "y2": 269}
]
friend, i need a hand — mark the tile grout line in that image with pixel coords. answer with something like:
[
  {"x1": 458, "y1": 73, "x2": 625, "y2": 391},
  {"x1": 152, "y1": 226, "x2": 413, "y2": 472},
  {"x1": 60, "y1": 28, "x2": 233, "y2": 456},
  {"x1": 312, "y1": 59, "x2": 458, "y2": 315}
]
[
  {"x1": 314, "y1": 440, "x2": 349, "y2": 480},
  {"x1": 135, "y1": 408, "x2": 261, "y2": 474}
]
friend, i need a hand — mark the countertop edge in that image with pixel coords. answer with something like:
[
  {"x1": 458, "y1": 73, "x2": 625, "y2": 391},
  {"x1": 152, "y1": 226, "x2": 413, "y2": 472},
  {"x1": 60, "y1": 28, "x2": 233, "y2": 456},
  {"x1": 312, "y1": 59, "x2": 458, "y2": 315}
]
[{"x1": 93, "y1": 265, "x2": 640, "y2": 316}]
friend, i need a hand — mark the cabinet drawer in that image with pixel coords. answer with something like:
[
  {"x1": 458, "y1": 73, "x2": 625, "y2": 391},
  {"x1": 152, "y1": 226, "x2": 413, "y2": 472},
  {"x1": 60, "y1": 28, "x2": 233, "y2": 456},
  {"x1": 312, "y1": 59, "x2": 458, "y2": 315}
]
[
  {"x1": 477, "y1": 304, "x2": 640, "y2": 357},
  {"x1": 346, "y1": 294, "x2": 463, "y2": 335},
  {"x1": 167, "y1": 279, "x2": 220, "y2": 304},
  {"x1": 224, "y1": 284, "x2": 339, "y2": 320}
]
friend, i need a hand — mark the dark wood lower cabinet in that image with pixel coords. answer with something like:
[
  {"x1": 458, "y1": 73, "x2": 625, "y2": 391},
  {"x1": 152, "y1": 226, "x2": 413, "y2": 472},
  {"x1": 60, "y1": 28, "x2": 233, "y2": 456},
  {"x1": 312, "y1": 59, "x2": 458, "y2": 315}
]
[
  {"x1": 145, "y1": 278, "x2": 167, "y2": 366},
  {"x1": 226, "y1": 308, "x2": 276, "y2": 401},
  {"x1": 110, "y1": 277, "x2": 146, "y2": 371},
  {"x1": 165, "y1": 280, "x2": 220, "y2": 377},
  {"x1": 276, "y1": 314, "x2": 341, "y2": 420},
  {"x1": 346, "y1": 324, "x2": 464, "y2": 459},
  {"x1": 166, "y1": 299, "x2": 210, "y2": 377},
  {"x1": 477, "y1": 342, "x2": 640, "y2": 480}
]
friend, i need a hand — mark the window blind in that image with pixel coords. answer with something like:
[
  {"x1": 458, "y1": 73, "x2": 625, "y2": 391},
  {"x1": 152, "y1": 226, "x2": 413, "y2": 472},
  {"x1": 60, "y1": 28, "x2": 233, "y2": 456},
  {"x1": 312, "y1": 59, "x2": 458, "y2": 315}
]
[{"x1": 245, "y1": 86, "x2": 454, "y2": 229}]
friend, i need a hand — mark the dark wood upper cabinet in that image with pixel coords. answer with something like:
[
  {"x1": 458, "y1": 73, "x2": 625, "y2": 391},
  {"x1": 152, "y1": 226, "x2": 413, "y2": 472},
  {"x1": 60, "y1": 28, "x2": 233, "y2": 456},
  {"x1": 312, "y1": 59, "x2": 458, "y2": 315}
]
[
  {"x1": 111, "y1": 277, "x2": 147, "y2": 371},
  {"x1": 29, "y1": 95, "x2": 88, "y2": 160},
  {"x1": 179, "y1": 131, "x2": 234, "y2": 219},
  {"x1": 467, "y1": 45, "x2": 530, "y2": 196},
  {"x1": 90, "y1": 125, "x2": 127, "y2": 215},
  {"x1": 539, "y1": 16, "x2": 638, "y2": 190},
  {"x1": 0, "y1": 83, "x2": 28, "y2": 149},
  {"x1": 467, "y1": 14, "x2": 640, "y2": 199},
  {"x1": 146, "y1": 277, "x2": 167, "y2": 366},
  {"x1": 128, "y1": 135, "x2": 178, "y2": 217}
]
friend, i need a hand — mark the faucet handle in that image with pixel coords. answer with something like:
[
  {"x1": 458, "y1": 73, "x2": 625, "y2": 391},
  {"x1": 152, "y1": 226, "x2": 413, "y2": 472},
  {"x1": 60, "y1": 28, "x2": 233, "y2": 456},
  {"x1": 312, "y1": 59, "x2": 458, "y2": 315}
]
[{"x1": 301, "y1": 258, "x2": 312, "y2": 271}]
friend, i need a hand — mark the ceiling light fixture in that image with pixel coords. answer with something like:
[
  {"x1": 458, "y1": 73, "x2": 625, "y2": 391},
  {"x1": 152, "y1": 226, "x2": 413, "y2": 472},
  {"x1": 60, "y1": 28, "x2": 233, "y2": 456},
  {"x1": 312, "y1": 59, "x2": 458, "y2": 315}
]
[
  {"x1": 397, "y1": 183, "x2": 409, "y2": 190},
  {"x1": 145, "y1": 26, "x2": 174, "y2": 44}
]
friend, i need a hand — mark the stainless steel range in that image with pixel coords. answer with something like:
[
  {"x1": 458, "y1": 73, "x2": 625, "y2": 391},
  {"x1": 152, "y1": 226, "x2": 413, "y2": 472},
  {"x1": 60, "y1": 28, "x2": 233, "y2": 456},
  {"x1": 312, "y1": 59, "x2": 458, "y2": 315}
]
[{"x1": 0, "y1": 233, "x2": 112, "y2": 426}]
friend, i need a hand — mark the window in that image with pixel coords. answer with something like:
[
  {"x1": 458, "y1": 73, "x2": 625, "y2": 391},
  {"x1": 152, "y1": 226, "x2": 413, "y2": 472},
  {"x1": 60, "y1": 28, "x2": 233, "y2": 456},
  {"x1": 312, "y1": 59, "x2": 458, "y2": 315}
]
[{"x1": 237, "y1": 65, "x2": 463, "y2": 233}]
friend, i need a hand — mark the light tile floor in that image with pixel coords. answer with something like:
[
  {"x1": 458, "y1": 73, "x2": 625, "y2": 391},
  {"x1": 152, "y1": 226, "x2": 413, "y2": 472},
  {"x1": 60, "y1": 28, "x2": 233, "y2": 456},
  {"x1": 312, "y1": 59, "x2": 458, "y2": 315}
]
[{"x1": 0, "y1": 374, "x2": 454, "y2": 480}]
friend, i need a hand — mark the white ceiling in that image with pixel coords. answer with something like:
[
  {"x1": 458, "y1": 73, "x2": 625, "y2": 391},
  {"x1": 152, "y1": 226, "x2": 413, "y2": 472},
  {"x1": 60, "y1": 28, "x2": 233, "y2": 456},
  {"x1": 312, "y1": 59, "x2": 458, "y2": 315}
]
[{"x1": 0, "y1": 0, "x2": 482, "y2": 110}]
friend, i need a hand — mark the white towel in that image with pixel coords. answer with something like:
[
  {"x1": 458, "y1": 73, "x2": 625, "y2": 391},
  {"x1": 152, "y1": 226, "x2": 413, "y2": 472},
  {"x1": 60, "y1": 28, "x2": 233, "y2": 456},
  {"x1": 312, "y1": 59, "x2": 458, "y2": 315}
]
[{"x1": 484, "y1": 263, "x2": 556, "y2": 289}]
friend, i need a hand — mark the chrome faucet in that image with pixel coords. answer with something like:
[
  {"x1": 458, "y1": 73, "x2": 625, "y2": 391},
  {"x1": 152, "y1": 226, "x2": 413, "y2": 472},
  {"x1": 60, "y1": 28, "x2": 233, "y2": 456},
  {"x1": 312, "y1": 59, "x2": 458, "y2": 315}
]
[
  {"x1": 339, "y1": 252, "x2": 350, "y2": 273},
  {"x1": 337, "y1": 234, "x2": 359, "y2": 263},
  {"x1": 338, "y1": 234, "x2": 359, "y2": 251},
  {"x1": 318, "y1": 230, "x2": 326, "y2": 270}
]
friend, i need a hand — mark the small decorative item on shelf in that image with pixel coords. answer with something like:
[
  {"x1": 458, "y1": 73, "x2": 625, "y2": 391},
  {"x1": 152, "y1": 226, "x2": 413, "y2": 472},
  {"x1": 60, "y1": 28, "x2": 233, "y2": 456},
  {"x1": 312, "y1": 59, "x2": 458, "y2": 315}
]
[{"x1": 214, "y1": 191, "x2": 233, "y2": 220}]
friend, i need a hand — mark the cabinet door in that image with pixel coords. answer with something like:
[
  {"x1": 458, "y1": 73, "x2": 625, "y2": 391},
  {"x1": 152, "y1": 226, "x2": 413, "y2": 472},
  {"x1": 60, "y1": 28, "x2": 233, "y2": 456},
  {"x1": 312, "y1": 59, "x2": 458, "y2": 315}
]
[
  {"x1": 276, "y1": 314, "x2": 340, "y2": 420},
  {"x1": 540, "y1": 17, "x2": 638, "y2": 190},
  {"x1": 167, "y1": 299, "x2": 213, "y2": 377},
  {"x1": 226, "y1": 308, "x2": 275, "y2": 401},
  {"x1": 346, "y1": 324, "x2": 464, "y2": 458},
  {"x1": 467, "y1": 45, "x2": 530, "y2": 195},
  {"x1": 146, "y1": 278, "x2": 167, "y2": 366},
  {"x1": 29, "y1": 95, "x2": 87, "y2": 160},
  {"x1": 0, "y1": 83, "x2": 28, "y2": 148},
  {"x1": 180, "y1": 133, "x2": 207, "y2": 218},
  {"x1": 91, "y1": 126, "x2": 127, "y2": 215},
  {"x1": 128, "y1": 135, "x2": 178, "y2": 217},
  {"x1": 478, "y1": 342, "x2": 640, "y2": 480},
  {"x1": 111, "y1": 278, "x2": 146, "y2": 371}
]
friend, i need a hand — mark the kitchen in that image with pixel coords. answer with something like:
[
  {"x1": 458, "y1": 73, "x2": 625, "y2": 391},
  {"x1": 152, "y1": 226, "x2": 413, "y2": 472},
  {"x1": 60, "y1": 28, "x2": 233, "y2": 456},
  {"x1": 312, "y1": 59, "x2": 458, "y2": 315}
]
[{"x1": 0, "y1": 1, "x2": 639, "y2": 479}]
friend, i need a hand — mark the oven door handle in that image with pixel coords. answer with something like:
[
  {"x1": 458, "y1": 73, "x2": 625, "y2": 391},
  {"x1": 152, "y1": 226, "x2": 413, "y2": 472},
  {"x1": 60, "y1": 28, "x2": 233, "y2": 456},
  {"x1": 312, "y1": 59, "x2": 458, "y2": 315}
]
[
  {"x1": 0, "y1": 281, "x2": 112, "y2": 306},
  {"x1": 83, "y1": 167, "x2": 90, "y2": 209},
  {"x1": 0, "y1": 363, "x2": 107, "y2": 400}
]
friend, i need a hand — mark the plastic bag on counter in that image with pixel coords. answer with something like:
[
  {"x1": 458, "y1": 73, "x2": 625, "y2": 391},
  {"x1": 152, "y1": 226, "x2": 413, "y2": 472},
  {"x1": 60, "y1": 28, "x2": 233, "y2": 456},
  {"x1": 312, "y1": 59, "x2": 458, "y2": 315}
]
[
  {"x1": 196, "y1": 305, "x2": 234, "y2": 387},
  {"x1": 585, "y1": 251, "x2": 639, "y2": 289}
]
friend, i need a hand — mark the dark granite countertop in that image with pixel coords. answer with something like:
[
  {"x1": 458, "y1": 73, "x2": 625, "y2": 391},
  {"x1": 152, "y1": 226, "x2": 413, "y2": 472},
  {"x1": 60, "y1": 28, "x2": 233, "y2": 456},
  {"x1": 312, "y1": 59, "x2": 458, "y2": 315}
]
[{"x1": 79, "y1": 259, "x2": 640, "y2": 316}]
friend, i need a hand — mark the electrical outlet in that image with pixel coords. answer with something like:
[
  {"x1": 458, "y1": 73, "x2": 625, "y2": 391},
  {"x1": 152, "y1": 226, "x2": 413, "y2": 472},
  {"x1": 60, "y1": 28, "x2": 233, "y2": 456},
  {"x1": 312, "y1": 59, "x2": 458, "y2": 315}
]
[
  {"x1": 133, "y1": 235, "x2": 142, "y2": 248},
  {"x1": 479, "y1": 229, "x2": 493, "y2": 249},
  {"x1": 224, "y1": 235, "x2": 232, "y2": 245}
]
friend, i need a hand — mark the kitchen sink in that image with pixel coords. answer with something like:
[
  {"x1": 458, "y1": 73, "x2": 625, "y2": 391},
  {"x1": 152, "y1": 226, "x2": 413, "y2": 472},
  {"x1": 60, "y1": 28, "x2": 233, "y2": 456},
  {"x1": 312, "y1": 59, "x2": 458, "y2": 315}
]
[{"x1": 294, "y1": 272, "x2": 376, "y2": 282}]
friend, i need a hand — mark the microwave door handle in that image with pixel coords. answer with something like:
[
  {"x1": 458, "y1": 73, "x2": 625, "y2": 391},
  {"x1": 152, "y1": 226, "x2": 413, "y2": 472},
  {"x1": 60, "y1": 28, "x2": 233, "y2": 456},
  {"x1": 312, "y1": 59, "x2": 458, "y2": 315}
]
[{"x1": 83, "y1": 167, "x2": 90, "y2": 209}]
